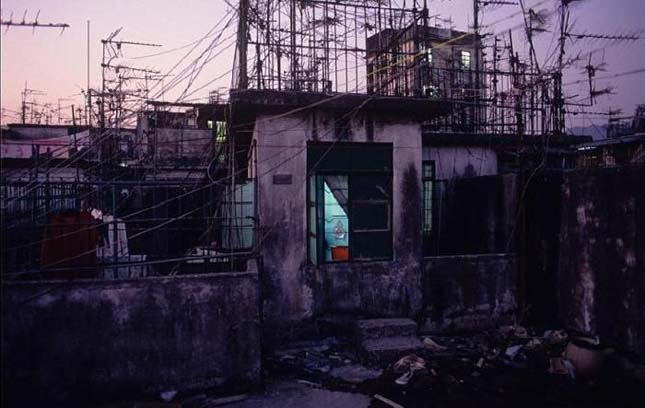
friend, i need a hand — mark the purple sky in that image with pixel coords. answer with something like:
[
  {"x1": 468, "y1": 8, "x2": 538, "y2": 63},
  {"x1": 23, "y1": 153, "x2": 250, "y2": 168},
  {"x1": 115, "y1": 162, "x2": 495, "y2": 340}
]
[{"x1": 1, "y1": 0, "x2": 644, "y2": 131}]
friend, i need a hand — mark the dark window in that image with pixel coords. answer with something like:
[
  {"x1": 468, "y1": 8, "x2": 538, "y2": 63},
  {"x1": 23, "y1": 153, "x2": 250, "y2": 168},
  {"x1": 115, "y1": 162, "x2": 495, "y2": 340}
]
[{"x1": 307, "y1": 143, "x2": 393, "y2": 263}]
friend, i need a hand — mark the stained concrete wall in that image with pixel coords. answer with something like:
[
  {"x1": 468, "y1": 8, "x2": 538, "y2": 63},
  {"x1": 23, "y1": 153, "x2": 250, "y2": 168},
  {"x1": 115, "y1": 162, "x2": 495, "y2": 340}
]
[
  {"x1": 440, "y1": 174, "x2": 518, "y2": 255},
  {"x1": 309, "y1": 260, "x2": 421, "y2": 320},
  {"x1": 422, "y1": 146, "x2": 498, "y2": 181},
  {"x1": 1, "y1": 270, "x2": 261, "y2": 407},
  {"x1": 422, "y1": 253, "x2": 518, "y2": 332},
  {"x1": 156, "y1": 128, "x2": 213, "y2": 161},
  {"x1": 253, "y1": 111, "x2": 423, "y2": 338},
  {"x1": 559, "y1": 165, "x2": 645, "y2": 355},
  {"x1": 421, "y1": 146, "x2": 504, "y2": 257}
]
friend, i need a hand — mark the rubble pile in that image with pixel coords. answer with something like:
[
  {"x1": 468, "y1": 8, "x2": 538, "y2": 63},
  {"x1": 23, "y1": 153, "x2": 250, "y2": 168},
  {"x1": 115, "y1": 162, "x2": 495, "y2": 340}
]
[
  {"x1": 366, "y1": 326, "x2": 645, "y2": 408},
  {"x1": 110, "y1": 327, "x2": 645, "y2": 407},
  {"x1": 267, "y1": 327, "x2": 645, "y2": 408},
  {"x1": 267, "y1": 337, "x2": 383, "y2": 391}
]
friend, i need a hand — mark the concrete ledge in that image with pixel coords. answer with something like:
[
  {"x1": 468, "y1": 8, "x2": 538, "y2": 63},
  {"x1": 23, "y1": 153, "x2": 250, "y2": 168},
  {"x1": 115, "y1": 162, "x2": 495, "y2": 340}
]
[
  {"x1": 308, "y1": 260, "x2": 423, "y2": 321},
  {"x1": 1, "y1": 269, "x2": 262, "y2": 406},
  {"x1": 422, "y1": 253, "x2": 518, "y2": 332}
]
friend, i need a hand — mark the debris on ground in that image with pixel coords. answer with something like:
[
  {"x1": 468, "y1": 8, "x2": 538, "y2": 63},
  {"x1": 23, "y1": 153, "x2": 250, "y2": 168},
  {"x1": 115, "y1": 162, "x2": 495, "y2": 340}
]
[
  {"x1": 391, "y1": 354, "x2": 426, "y2": 373},
  {"x1": 373, "y1": 394, "x2": 404, "y2": 408},
  {"x1": 422, "y1": 337, "x2": 448, "y2": 352},
  {"x1": 499, "y1": 324, "x2": 529, "y2": 339},
  {"x1": 160, "y1": 391, "x2": 178, "y2": 402},
  {"x1": 505, "y1": 344, "x2": 524, "y2": 359},
  {"x1": 544, "y1": 329, "x2": 568, "y2": 345},
  {"x1": 121, "y1": 327, "x2": 645, "y2": 408},
  {"x1": 328, "y1": 365, "x2": 383, "y2": 384}
]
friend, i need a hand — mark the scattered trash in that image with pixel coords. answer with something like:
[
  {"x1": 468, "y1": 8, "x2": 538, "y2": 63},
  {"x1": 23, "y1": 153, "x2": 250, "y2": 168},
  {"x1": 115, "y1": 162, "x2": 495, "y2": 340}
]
[
  {"x1": 391, "y1": 354, "x2": 426, "y2": 373},
  {"x1": 544, "y1": 329, "x2": 568, "y2": 345},
  {"x1": 476, "y1": 357, "x2": 485, "y2": 368},
  {"x1": 513, "y1": 326, "x2": 529, "y2": 338},
  {"x1": 394, "y1": 370, "x2": 415, "y2": 385},
  {"x1": 374, "y1": 394, "x2": 405, "y2": 408},
  {"x1": 423, "y1": 337, "x2": 448, "y2": 352},
  {"x1": 390, "y1": 354, "x2": 428, "y2": 386},
  {"x1": 505, "y1": 344, "x2": 523, "y2": 359},
  {"x1": 267, "y1": 327, "x2": 642, "y2": 407},
  {"x1": 159, "y1": 390, "x2": 177, "y2": 402},
  {"x1": 499, "y1": 325, "x2": 528, "y2": 338},
  {"x1": 524, "y1": 338, "x2": 543, "y2": 350}
]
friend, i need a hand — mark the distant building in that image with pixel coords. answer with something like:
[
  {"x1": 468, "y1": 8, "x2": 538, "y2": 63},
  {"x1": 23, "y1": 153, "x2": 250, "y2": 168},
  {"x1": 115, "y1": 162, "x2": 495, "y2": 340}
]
[
  {"x1": 367, "y1": 25, "x2": 482, "y2": 132},
  {"x1": 366, "y1": 25, "x2": 482, "y2": 99},
  {"x1": 134, "y1": 103, "x2": 228, "y2": 180},
  {"x1": 576, "y1": 133, "x2": 645, "y2": 168},
  {"x1": 607, "y1": 104, "x2": 645, "y2": 139},
  {"x1": 1, "y1": 123, "x2": 90, "y2": 160}
]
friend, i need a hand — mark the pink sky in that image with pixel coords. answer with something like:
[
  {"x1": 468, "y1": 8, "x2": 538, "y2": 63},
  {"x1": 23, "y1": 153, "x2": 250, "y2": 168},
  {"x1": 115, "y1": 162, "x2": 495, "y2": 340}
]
[{"x1": 1, "y1": 0, "x2": 644, "y2": 130}]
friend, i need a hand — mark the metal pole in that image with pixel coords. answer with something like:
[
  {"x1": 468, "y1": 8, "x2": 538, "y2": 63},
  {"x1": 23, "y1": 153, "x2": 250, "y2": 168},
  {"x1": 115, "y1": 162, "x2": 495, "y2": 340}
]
[
  {"x1": 473, "y1": 0, "x2": 481, "y2": 132},
  {"x1": 87, "y1": 20, "x2": 92, "y2": 127},
  {"x1": 237, "y1": 0, "x2": 249, "y2": 89}
]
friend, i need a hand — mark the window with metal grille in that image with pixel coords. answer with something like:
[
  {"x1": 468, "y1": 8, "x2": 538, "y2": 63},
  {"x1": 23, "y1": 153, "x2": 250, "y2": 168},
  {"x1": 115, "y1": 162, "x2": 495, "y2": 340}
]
[
  {"x1": 422, "y1": 161, "x2": 435, "y2": 233},
  {"x1": 307, "y1": 143, "x2": 393, "y2": 264}
]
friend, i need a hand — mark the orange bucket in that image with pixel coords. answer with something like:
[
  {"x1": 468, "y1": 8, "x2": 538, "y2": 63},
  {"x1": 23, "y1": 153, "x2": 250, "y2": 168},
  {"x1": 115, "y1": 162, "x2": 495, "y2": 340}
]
[{"x1": 331, "y1": 246, "x2": 349, "y2": 261}]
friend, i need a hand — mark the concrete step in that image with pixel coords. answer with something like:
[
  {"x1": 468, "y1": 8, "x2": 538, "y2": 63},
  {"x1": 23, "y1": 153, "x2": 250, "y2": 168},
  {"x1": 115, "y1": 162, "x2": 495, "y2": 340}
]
[
  {"x1": 317, "y1": 314, "x2": 363, "y2": 339},
  {"x1": 354, "y1": 318, "x2": 418, "y2": 342},
  {"x1": 360, "y1": 336, "x2": 424, "y2": 366}
]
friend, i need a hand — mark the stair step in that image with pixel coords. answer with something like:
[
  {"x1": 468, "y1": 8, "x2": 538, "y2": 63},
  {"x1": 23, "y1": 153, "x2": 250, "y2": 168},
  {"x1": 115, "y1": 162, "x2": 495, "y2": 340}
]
[
  {"x1": 317, "y1": 314, "x2": 363, "y2": 339},
  {"x1": 360, "y1": 336, "x2": 424, "y2": 366},
  {"x1": 354, "y1": 318, "x2": 418, "y2": 341}
]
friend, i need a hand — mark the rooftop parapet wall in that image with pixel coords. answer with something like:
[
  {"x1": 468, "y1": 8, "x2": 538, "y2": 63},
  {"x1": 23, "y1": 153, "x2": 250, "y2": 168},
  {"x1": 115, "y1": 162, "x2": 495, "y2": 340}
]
[
  {"x1": 1, "y1": 269, "x2": 262, "y2": 406},
  {"x1": 559, "y1": 164, "x2": 645, "y2": 356}
]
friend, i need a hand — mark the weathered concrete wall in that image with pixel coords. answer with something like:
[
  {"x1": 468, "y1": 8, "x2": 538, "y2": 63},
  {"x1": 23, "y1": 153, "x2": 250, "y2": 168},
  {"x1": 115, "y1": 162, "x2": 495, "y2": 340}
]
[
  {"x1": 253, "y1": 111, "x2": 423, "y2": 338},
  {"x1": 1, "y1": 270, "x2": 262, "y2": 406},
  {"x1": 559, "y1": 165, "x2": 645, "y2": 355},
  {"x1": 521, "y1": 171, "x2": 563, "y2": 328},
  {"x1": 422, "y1": 146, "x2": 498, "y2": 181},
  {"x1": 440, "y1": 174, "x2": 518, "y2": 255},
  {"x1": 309, "y1": 260, "x2": 421, "y2": 319},
  {"x1": 156, "y1": 128, "x2": 213, "y2": 160},
  {"x1": 421, "y1": 147, "x2": 505, "y2": 257},
  {"x1": 422, "y1": 253, "x2": 518, "y2": 332}
]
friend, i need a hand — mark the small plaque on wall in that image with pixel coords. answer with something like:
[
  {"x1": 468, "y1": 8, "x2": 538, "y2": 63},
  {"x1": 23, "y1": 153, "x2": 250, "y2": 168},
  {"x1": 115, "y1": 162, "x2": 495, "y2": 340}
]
[{"x1": 273, "y1": 174, "x2": 293, "y2": 185}]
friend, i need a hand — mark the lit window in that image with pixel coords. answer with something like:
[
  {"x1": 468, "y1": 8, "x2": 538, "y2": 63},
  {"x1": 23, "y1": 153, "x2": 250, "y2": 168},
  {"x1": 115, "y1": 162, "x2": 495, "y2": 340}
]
[
  {"x1": 307, "y1": 143, "x2": 393, "y2": 263},
  {"x1": 207, "y1": 120, "x2": 214, "y2": 129},
  {"x1": 460, "y1": 51, "x2": 471, "y2": 69},
  {"x1": 425, "y1": 48, "x2": 433, "y2": 64},
  {"x1": 215, "y1": 121, "x2": 227, "y2": 143},
  {"x1": 422, "y1": 85, "x2": 441, "y2": 98}
]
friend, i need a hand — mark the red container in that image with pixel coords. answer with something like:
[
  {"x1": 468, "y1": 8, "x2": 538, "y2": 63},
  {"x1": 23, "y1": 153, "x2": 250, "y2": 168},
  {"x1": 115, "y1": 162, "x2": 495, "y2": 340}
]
[{"x1": 331, "y1": 246, "x2": 349, "y2": 261}]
